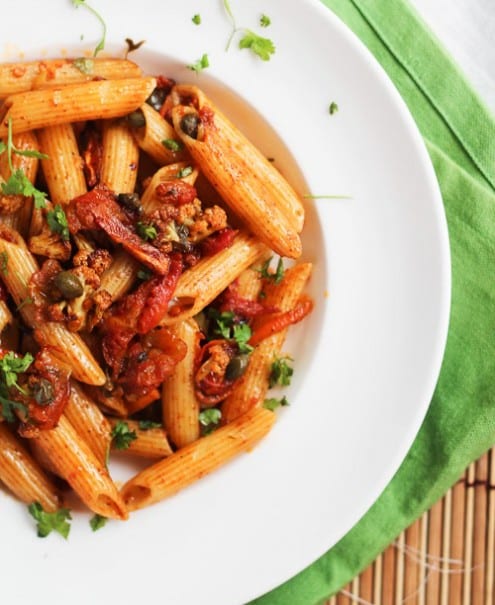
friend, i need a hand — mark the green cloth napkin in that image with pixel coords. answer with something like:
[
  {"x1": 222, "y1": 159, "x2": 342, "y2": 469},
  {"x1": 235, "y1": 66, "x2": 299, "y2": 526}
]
[{"x1": 252, "y1": 0, "x2": 495, "y2": 603}]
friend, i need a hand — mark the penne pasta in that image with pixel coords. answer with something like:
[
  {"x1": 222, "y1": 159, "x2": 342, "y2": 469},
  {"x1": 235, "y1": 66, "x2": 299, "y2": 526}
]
[
  {"x1": 121, "y1": 407, "x2": 275, "y2": 511},
  {"x1": 162, "y1": 319, "x2": 201, "y2": 448},
  {"x1": 100, "y1": 119, "x2": 140, "y2": 194},
  {"x1": 34, "y1": 414, "x2": 128, "y2": 520},
  {"x1": 108, "y1": 418, "x2": 173, "y2": 459},
  {"x1": 0, "y1": 423, "x2": 60, "y2": 512},
  {"x1": 222, "y1": 263, "x2": 313, "y2": 424},
  {"x1": 0, "y1": 58, "x2": 142, "y2": 98},
  {"x1": 0, "y1": 77, "x2": 157, "y2": 136}
]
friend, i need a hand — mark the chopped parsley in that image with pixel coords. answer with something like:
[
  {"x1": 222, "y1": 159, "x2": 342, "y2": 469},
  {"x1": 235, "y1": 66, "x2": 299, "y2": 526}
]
[
  {"x1": 138, "y1": 420, "x2": 162, "y2": 431},
  {"x1": 72, "y1": 57, "x2": 94, "y2": 74},
  {"x1": 162, "y1": 138, "x2": 184, "y2": 152},
  {"x1": 258, "y1": 256, "x2": 284, "y2": 285},
  {"x1": 71, "y1": 0, "x2": 107, "y2": 56},
  {"x1": 0, "y1": 251, "x2": 8, "y2": 275},
  {"x1": 111, "y1": 420, "x2": 137, "y2": 450},
  {"x1": 199, "y1": 408, "x2": 222, "y2": 434},
  {"x1": 89, "y1": 514, "x2": 107, "y2": 531},
  {"x1": 28, "y1": 502, "x2": 72, "y2": 539},
  {"x1": 232, "y1": 323, "x2": 254, "y2": 354},
  {"x1": 223, "y1": 0, "x2": 275, "y2": 61},
  {"x1": 269, "y1": 356, "x2": 294, "y2": 388},
  {"x1": 46, "y1": 204, "x2": 70, "y2": 241},
  {"x1": 192, "y1": 14, "x2": 201, "y2": 25},
  {"x1": 260, "y1": 14, "x2": 271, "y2": 27},
  {"x1": 0, "y1": 352, "x2": 32, "y2": 421},
  {"x1": 136, "y1": 221, "x2": 158, "y2": 241},
  {"x1": 187, "y1": 53, "x2": 209, "y2": 73},
  {"x1": 177, "y1": 166, "x2": 193, "y2": 179},
  {"x1": 263, "y1": 396, "x2": 289, "y2": 411},
  {"x1": 210, "y1": 310, "x2": 235, "y2": 339},
  {"x1": 208, "y1": 310, "x2": 253, "y2": 352},
  {"x1": 329, "y1": 102, "x2": 339, "y2": 115}
]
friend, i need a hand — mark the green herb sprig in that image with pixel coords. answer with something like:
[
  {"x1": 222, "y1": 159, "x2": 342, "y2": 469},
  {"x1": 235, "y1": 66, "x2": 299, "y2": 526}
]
[
  {"x1": 223, "y1": 0, "x2": 275, "y2": 61},
  {"x1": 71, "y1": 0, "x2": 107, "y2": 56},
  {"x1": 28, "y1": 502, "x2": 72, "y2": 539}
]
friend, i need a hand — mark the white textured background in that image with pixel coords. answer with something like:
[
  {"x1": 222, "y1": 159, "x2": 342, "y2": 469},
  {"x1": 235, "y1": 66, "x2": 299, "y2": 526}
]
[{"x1": 410, "y1": 0, "x2": 495, "y2": 111}]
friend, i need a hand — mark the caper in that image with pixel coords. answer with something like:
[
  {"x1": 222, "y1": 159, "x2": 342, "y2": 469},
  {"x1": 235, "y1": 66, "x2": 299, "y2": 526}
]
[
  {"x1": 146, "y1": 87, "x2": 168, "y2": 112},
  {"x1": 118, "y1": 192, "x2": 142, "y2": 214},
  {"x1": 180, "y1": 113, "x2": 200, "y2": 139},
  {"x1": 127, "y1": 109, "x2": 146, "y2": 128},
  {"x1": 54, "y1": 271, "x2": 84, "y2": 300},
  {"x1": 225, "y1": 354, "x2": 250, "y2": 381},
  {"x1": 32, "y1": 379, "x2": 54, "y2": 406}
]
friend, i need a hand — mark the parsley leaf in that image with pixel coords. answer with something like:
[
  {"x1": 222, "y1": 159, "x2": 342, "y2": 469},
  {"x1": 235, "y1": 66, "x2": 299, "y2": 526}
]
[
  {"x1": 136, "y1": 221, "x2": 157, "y2": 241},
  {"x1": 260, "y1": 14, "x2": 271, "y2": 27},
  {"x1": 258, "y1": 257, "x2": 284, "y2": 285},
  {"x1": 46, "y1": 204, "x2": 70, "y2": 241},
  {"x1": 72, "y1": 57, "x2": 94, "y2": 74},
  {"x1": 138, "y1": 420, "x2": 162, "y2": 430},
  {"x1": 28, "y1": 502, "x2": 72, "y2": 539},
  {"x1": 177, "y1": 166, "x2": 193, "y2": 178},
  {"x1": 199, "y1": 408, "x2": 222, "y2": 434},
  {"x1": 269, "y1": 356, "x2": 294, "y2": 388},
  {"x1": 192, "y1": 14, "x2": 201, "y2": 25},
  {"x1": 329, "y1": 102, "x2": 339, "y2": 115},
  {"x1": 187, "y1": 53, "x2": 210, "y2": 73},
  {"x1": 111, "y1": 420, "x2": 137, "y2": 450},
  {"x1": 71, "y1": 0, "x2": 107, "y2": 56},
  {"x1": 239, "y1": 31, "x2": 275, "y2": 61},
  {"x1": 233, "y1": 323, "x2": 254, "y2": 354},
  {"x1": 0, "y1": 395, "x2": 27, "y2": 423},
  {"x1": 263, "y1": 396, "x2": 289, "y2": 411},
  {"x1": 1, "y1": 169, "x2": 47, "y2": 209},
  {"x1": 89, "y1": 514, "x2": 107, "y2": 532},
  {"x1": 211, "y1": 310, "x2": 235, "y2": 339},
  {"x1": 162, "y1": 139, "x2": 183, "y2": 152},
  {"x1": 0, "y1": 351, "x2": 34, "y2": 393}
]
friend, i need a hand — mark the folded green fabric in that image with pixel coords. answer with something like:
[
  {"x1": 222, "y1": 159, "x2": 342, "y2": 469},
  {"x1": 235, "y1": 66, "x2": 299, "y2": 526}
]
[{"x1": 252, "y1": 0, "x2": 495, "y2": 603}]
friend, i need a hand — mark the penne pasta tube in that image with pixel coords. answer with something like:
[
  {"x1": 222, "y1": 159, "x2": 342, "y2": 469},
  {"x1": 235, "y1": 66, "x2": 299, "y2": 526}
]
[
  {"x1": 0, "y1": 77, "x2": 157, "y2": 136},
  {"x1": 108, "y1": 419, "x2": 173, "y2": 459},
  {"x1": 0, "y1": 424, "x2": 60, "y2": 512},
  {"x1": 222, "y1": 262, "x2": 312, "y2": 424},
  {"x1": 34, "y1": 414, "x2": 128, "y2": 520},
  {"x1": 121, "y1": 407, "x2": 275, "y2": 511},
  {"x1": 160, "y1": 231, "x2": 270, "y2": 325},
  {"x1": 0, "y1": 225, "x2": 105, "y2": 385},
  {"x1": 0, "y1": 300, "x2": 13, "y2": 334},
  {"x1": 162, "y1": 319, "x2": 201, "y2": 448},
  {"x1": 100, "y1": 119, "x2": 140, "y2": 194},
  {"x1": 64, "y1": 381, "x2": 112, "y2": 466},
  {"x1": 170, "y1": 86, "x2": 304, "y2": 257},
  {"x1": 131, "y1": 103, "x2": 188, "y2": 165},
  {"x1": 0, "y1": 58, "x2": 142, "y2": 98}
]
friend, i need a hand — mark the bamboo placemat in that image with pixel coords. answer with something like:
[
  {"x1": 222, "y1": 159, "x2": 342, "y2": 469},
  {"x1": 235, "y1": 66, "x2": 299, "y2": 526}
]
[{"x1": 326, "y1": 447, "x2": 495, "y2": 605}]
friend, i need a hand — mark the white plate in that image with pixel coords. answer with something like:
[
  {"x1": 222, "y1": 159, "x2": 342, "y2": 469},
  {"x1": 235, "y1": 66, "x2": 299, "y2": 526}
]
[{"x1": 1, "y1": 1, "x2": 450, "y2": 604}]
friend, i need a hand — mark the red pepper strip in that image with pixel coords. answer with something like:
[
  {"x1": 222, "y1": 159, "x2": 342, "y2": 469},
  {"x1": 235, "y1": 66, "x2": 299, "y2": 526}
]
[
  {"x1": 200, "y1": 228, "x2": 237, "y2": 257},
  {"x1": 67, "y1": 186, "x2": 170, "y2": 275},
  {"x1": 249, "y1": 296, "x2": 314, "y2": 347},
  {"x1": 136, "y1": 255, "x2": 183, "y2": 334}
]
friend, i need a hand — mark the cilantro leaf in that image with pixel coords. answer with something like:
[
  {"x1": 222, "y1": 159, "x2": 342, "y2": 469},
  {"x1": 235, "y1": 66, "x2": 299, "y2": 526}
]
[
  {"x1": 71, "y1": 0, "x2": 107, "y2": 56},
  {"x1": 211, "y1": 310, "x2": 235, "y2": 339},
  {"x1": 136, "y1": 221, "x2": 157, "y2": 241},
  {"x1": 192, "y1": 14, "x2": 201, "y2": 25},
  {"x1": 238, "y1": 31, "x2": 275, "y2": 61},
  {"x1": 199, "y1": 408, "x2": 222, "y2": 434},
  {"x1": 89, "y1": 514, "x2": 107, "y2": 532},
  {"x1": 28, "y1": 502, "x2": 72, "y2": 539},
  {"x1": 260, "y1": 14, "x2": 271, "y2": 27},
  {"x1": 233, "y1": 323, "x2": 254, "y2": 353},
  {"x1": 111, "y1": 420, "x2": 137, "y2": 450},
  {"x1": 187, "y1": 53, "x2": 209, "y2": 73},
  {"x1": 138, "y1": 420, "x2": 162, "y2": 431},
  {"x1": 46, "y1": 204, "x2": 70, "y2": 241},
  {"x1": 263, "y1": 396, "x2": 289, "y2": 411},
  {"x1": 269, "y1": 356, "x2": 294, "y2": 388},
  {"x1": 1, "y1": 169, "x2": 47, "y2": 208},
  {"x1": 0, "y1": 351, "x2": 34, "y2": 393}
]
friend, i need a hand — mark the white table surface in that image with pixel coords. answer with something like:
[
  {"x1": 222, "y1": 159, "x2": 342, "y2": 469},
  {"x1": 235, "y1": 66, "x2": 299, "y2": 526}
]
[{"x1": 409, "y1": 0, "x2": 495, "y2": 112}]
